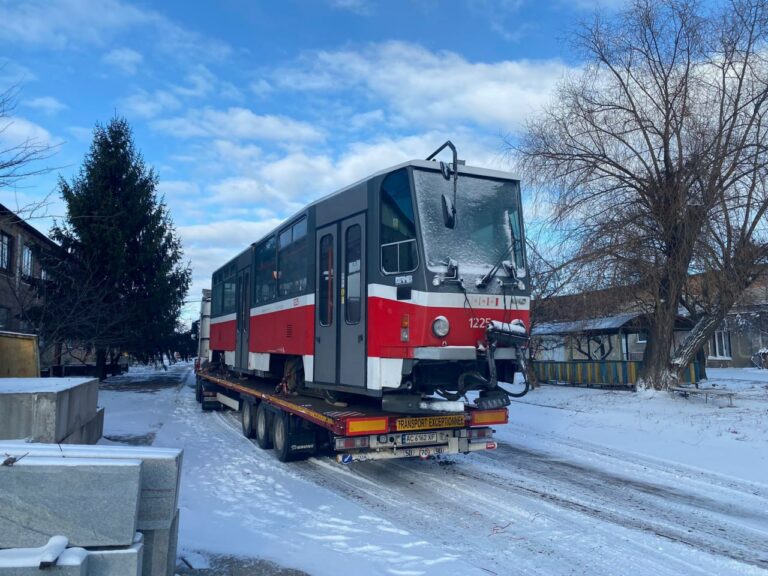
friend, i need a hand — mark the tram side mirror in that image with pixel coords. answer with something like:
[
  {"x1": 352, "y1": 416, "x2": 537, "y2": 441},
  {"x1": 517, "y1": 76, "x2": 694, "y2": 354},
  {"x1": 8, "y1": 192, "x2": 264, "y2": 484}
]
[{"x1": 441, "y1": 194, "x2": 456, "y2": 229}]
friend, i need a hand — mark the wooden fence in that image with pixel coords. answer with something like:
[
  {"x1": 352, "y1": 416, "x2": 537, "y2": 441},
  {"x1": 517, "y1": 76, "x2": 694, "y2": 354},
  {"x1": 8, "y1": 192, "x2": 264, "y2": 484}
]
[{"x1": 532, "y1": 360, "x2": 700, "y2": 388}]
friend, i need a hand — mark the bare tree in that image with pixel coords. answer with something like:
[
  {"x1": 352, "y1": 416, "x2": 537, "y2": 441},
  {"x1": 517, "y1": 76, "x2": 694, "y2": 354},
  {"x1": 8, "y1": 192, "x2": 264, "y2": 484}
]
[
  {"x1": 515, "y1": 0, "x2": 768, "y2": 389},
  {"x1": 0, "y1": 85, "x2": 56, "y2": 217}
]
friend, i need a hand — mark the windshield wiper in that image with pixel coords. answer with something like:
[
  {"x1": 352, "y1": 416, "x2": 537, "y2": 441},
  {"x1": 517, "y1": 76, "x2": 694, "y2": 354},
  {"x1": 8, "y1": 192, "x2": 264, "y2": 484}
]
[{"x1": 476, "y1": 240, "x2": 518, "y2": 289}]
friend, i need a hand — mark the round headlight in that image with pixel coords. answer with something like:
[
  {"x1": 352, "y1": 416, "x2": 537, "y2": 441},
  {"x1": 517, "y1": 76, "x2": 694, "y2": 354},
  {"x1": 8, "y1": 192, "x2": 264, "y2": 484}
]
[{"x1": 432, "y1": 316, "x2": 450, "y2": 338}]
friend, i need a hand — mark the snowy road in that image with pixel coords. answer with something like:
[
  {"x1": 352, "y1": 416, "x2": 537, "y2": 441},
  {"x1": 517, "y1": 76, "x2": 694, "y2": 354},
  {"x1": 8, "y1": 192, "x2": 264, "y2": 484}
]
[{"x1": 100, "y1": 365, "x2": 768, "y2": 576}]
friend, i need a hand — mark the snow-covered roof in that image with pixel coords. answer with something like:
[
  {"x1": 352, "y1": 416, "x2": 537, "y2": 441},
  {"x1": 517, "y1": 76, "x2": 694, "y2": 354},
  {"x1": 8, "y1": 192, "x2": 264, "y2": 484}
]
[{"x1": 533, "y1": 312, "x2": 643, "y2": 336}]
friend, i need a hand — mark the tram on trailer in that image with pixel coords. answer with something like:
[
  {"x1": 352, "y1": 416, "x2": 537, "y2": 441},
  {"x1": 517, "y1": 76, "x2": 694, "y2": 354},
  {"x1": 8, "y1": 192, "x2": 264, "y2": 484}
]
[{"x1": 208, "y1": 142, "x2": 530, "y2": 412}]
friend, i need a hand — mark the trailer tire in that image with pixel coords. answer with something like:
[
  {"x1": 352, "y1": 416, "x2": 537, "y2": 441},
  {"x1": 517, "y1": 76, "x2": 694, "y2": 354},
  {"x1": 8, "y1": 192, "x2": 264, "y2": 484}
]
[
  {"x1": 242, "y1": 400, "x2": 256, "y2": 439},
  {"x1": 272, "y1": 412, "x2": 294, "y2": 462},
  {"x1": 195, "y1": 378, "x2": 203, "y2": 403},
  {"x1": 256, "y1": 402, "x2": 273, "y2": 450}
]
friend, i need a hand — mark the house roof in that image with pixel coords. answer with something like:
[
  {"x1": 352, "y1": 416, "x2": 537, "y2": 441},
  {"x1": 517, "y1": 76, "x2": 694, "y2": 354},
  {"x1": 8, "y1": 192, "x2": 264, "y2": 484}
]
[
  {"x1": 0, "y1": 202, "x2": 57, "y2": 249},
  {"x1": 533, "y1": 311, "x2": 694, "y2": 336},
  {"x1": 533, "y1": 312, "x2": 643, "y2": 336}
]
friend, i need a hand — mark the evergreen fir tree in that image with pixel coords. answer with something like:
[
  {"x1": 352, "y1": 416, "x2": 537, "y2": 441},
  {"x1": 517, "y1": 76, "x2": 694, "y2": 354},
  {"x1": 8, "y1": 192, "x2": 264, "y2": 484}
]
[{"x1": 46, "y1": 117, "x2": 190, "y2": 377}]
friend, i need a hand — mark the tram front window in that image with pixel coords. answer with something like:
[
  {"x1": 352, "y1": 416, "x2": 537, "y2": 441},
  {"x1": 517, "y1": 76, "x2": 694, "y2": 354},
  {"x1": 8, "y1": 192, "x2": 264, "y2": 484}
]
[{"x1": 413, "y1": 169, "x2": 525, "y2": 281}]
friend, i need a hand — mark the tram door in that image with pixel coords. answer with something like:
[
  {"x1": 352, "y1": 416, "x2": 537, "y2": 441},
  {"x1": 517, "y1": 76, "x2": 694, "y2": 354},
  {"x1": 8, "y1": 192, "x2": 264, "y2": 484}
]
[
  {"x1": 314, "y1": 214, "x2": 367, "y2": 388},
  {"x1": 314, "y1": 225, "x2": 337, "y2": 384},
  {"x1": 338, "y1": 214, "x2": 366, "y2": 388},
  {"x1": 236, "y1": 268, "x2": 250, "y2": 370}
]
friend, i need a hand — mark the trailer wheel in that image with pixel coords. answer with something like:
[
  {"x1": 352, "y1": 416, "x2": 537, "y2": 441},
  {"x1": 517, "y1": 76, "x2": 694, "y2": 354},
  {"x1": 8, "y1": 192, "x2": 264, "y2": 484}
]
[
  {"x1": 272, "y1": 412, "x2": 294, "y2": 462},
  {"x1": 256, "y1": 402, "x2": 273, "y2": 450},
  {"x1": 242, "y1": 400, "x2": 256, "y2": 439}
]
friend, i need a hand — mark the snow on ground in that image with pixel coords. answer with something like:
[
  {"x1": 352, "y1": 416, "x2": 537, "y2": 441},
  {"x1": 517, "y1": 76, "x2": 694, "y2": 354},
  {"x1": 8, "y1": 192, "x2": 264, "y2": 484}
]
[
  {"x1": 100, "y1": 363, "x2": 480, "y2": 576},
  {"x1": 98, "y1": 364, "x2": 768, "y2": 576},
  {"x1": 505, "y1": 367, "x2": 768, "y2": 484}
]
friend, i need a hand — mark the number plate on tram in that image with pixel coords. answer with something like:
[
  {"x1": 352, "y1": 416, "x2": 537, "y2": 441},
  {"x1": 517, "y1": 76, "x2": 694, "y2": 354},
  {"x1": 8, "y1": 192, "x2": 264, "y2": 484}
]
[
  {"x1": 395, "y1": 414, "x2": 466, "y2": 431},
  {"x1": 402, "y1": 432, "x2": 437, "y2": 444}
]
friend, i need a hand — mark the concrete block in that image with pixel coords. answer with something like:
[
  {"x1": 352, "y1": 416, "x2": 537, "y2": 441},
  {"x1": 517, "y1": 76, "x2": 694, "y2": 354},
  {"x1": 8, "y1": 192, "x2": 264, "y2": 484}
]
[
  {"x1": 0, "y1": 378, "x2": 98, "y2": 442},
  {"x1": 86, "y1": 533, "x2": 143, "y2": 576},
  {"x1": 0, "y1": 535, "x2": 68, "y2": 568},
  {"x1": 62, "y1": 407, "x2": 104, "y2": 445},
  {"x1": 0, "y1": 547, "x2": 88, "y2": 575},
  {"x1": 0, "y1": 457, "x2": 142, "y2": 548},
  {"x1": 0, "y1": 443, "x2": 182, "y2": 530},
  {"x1": 140, "y1": 509, "x2": 179, "y2": 576}
]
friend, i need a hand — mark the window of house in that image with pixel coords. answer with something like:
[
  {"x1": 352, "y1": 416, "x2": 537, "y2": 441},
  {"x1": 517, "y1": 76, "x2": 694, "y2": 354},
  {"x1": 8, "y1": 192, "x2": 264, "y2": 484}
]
[
  {"x1": 380, "y1": 169, "x2": 418, "y2": 274},
  {"x1": 1, "y1": 232, "x2": 13, "y2": 272},
  {"x1": 21, "y1": 244, "x2": 33, "y2": 277},
  {"x1": 709, "y1": 330, "x2": 731, "y2": 359},
  {"x1": 635, "y1": 332, "x2": 647, "y2": 344},
  {"x1": 0, "y1": 306, "x2": 8, "y2": 329}
]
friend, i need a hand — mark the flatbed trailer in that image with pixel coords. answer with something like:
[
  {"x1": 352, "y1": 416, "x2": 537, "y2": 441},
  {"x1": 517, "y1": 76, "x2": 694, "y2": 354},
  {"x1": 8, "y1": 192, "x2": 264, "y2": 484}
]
[{"x1": 194, "y1": 369, "x2": 508, "y2": 463}]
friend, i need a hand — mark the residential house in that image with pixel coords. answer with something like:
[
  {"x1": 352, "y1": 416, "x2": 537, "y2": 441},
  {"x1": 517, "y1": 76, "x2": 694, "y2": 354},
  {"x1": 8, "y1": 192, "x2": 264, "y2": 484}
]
[
  {"x1": 0, "y1": 202, "x2": 55, "y2": 334},
  {"x1": 532, "y1": 276, "x2": 768, "y2": 370}
]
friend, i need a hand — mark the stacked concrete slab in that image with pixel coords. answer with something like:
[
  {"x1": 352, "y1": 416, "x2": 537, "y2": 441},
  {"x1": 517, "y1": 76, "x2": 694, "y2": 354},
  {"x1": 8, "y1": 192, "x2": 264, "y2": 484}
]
[
  {"x1": 0, "y1": 443, "x2": 182, "y2": 576},
  {"x1": 0, "y1": 378, "x2": 102, "y2": 444}
]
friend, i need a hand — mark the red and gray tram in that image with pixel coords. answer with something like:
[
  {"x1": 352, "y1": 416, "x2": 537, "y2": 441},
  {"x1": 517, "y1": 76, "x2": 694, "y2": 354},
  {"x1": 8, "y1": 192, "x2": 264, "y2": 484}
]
[{"x1": 208, "y1": 142, "x2": 530, "y2": 411}]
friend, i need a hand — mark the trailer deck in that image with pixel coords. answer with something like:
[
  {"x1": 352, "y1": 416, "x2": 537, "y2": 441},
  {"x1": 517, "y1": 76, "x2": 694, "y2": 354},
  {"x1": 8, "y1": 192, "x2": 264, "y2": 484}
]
[{"x1": 195, "y1": 369, "x2": 508, "y2": 463}]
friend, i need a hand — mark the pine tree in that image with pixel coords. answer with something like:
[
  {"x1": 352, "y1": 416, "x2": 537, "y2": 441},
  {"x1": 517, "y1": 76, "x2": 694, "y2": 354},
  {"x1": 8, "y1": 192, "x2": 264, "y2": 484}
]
[{"x1": 45, "y1": 117, "x2": 190, "y2": 378}]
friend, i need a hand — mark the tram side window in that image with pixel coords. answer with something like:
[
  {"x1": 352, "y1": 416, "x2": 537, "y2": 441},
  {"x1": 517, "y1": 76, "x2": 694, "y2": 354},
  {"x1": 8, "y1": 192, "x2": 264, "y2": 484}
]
[
  {"x1": 212, "y1": 281, "x2": 224, "y2": 316},
  {"x1": 345, "y1": 225, "x2": 361, "y2": 324},
  {"x1": 380, "y1": 169, "x2": 418, "y2": 274},
  {"x1": 277, "y1": 217, "x2": 308, "y2": 298},
  {"x1": 223, "y1": 275, "x2": 236, "y2": 314},
  {"x1": 255, "y1": 236, "x2": 277, "y2": 304},
  {"x1": 318, "y1": 234, "x2": 334, "y2": 326}
]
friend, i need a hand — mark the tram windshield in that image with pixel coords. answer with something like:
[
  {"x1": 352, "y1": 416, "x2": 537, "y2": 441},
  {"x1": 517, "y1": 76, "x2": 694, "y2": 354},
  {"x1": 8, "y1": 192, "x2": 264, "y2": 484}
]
[{"x1": 413, "y1": 168, "x2": 525, "y2": 278}]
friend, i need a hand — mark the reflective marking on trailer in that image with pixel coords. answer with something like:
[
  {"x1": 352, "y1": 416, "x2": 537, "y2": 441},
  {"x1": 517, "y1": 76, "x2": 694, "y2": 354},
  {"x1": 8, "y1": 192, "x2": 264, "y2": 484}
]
[{"x1": 395, "y1": 414, "x2": 466, "y2": 431}]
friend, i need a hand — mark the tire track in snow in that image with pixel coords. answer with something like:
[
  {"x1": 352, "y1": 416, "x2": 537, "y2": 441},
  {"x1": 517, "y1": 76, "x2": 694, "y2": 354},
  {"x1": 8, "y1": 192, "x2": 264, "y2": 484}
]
[{"x1": 210, "y1": 384, "x2": 767, "y2": 575}]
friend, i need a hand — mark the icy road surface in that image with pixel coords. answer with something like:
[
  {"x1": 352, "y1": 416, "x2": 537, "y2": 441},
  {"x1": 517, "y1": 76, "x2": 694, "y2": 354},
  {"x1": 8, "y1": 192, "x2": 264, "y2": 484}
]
[{"x1": 99, "y1": 364, "x2": 768, "y2": 576}]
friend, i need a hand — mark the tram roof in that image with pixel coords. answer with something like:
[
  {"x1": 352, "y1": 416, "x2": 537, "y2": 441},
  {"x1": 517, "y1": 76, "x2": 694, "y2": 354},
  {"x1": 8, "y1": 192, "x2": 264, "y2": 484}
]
[
  {"x1": 305, "y1": 159, "x2": 520, "y2": 213},
  {"x1": 211, "y1": 158, "x2": 520, "y2": 277}
]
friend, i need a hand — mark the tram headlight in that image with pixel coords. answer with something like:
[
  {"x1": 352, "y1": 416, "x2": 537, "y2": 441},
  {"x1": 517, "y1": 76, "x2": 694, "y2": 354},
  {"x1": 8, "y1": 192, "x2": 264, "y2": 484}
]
[{"x1": 432, "y1": 316, "x2": 450, "y2": 338}]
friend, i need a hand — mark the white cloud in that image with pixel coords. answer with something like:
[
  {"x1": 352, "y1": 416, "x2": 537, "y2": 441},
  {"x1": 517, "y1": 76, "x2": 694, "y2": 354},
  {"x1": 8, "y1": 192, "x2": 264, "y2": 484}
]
[
  {"x1": 66, "y1": 126, "x2": 92, "y2": 143},
  {"x1": 0, "y1": 0, "x2": 230, "y2": 62},
  {"x1": 119, "y1": 89, "x2": 180, "y2": 119},
  {"x1": 249, "y1": 79, "x2": 273, "y2": 97},
  {"x1": 568, "y1": 0, "x2": 628, "y2": 9},
  {"x1": 102, "y1": 47, "x2": 143, "y2": 75},
  {"x1": 348, "y1": 109, "x2": 385, "y2": 131},
  {"x1": 0, "y1": 0, "x2": 155, "y2": 49},
  {"x1": 152, "y1": 107, "x2": 324, "y2": 143},
  {"x1": 0, "y1": 58, "x2": 35, "y2": 84},
  {"x1": 329, "y1": 0, "x2": 374, "y2": 15},
  {"x1": 0, "y1": 116, "x2": 55, "y2": 147},
  {"x1": 158, "y1": 180, "x2": 201, "y2": 198},
  {"x1": 274, "y1": 41, "x2": 571, "y2": 129},
  {"x1": 24, "y1": 96, "x2": 67, "y2": 115},
  {"x1": 172, "y1": 67, "x2": 216, "y2": 98}
]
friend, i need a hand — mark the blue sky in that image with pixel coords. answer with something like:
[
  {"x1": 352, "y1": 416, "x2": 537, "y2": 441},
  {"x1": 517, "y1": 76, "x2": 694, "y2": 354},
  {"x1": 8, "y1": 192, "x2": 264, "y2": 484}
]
[{"x1": 0, "y1": 0, "x2": 622, "y2": 321}]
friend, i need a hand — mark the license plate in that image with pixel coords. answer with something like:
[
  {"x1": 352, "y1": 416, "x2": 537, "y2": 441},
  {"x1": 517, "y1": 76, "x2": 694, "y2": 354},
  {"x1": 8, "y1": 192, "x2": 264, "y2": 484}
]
[
  {"x1": 395, "y1": 414, "x2": 466, "y2": 431},
  {"x1": 403, "y1": 432, "x2": 437, "y2": 444},
  {"x1": 403, "y1": 446, "x2": 447, "y2": 458}
]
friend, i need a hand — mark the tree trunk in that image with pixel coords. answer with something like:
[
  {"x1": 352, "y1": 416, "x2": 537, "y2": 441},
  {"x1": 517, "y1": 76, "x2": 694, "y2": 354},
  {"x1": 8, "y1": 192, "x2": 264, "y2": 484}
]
[
  {"x1": 640, "y1": 295, "x2": 680, "y2": 389},
  {"x1": 96, "y1": 348, "x2": 107, "y2": 381},
  {"x1": 695, "y1": 345, "x2": 707, "y2": 383},
  {"x1": 670, "y1": 312, "x2": 725, "y2": 383}
]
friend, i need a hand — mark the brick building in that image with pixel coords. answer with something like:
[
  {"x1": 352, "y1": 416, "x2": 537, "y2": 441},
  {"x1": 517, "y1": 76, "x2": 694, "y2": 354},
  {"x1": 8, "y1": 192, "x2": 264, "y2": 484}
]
[{"x1": 0, "y1": 202, "x2": 56, "y2": 334}]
